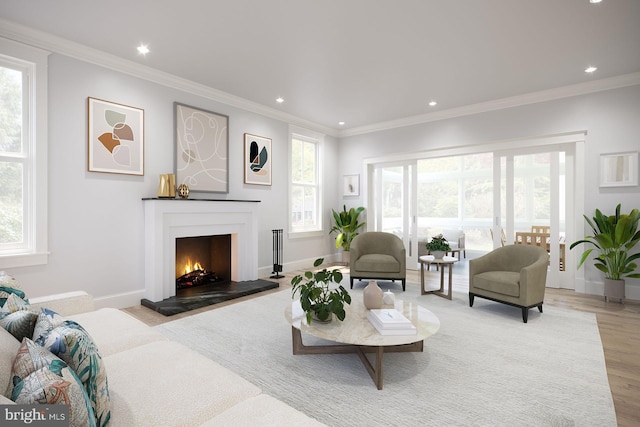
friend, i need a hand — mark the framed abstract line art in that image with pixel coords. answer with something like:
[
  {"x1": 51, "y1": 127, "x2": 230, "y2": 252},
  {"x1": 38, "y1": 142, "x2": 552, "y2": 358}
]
[
  {"x1": 600, "y1": 151, "x2": 638, "y2": 187},
  {"x1": 244, "y1": 133, "x2": 272, "y2": 186},
  {"x1": 88, "y1": 97, "x2": 144, "y2": 175},
  {"x1": 343, "y1": 174, "x2": 359, "y2": 196},
  {"x1": 175, "y1": 103, "x2": 229, "y2": 193}
]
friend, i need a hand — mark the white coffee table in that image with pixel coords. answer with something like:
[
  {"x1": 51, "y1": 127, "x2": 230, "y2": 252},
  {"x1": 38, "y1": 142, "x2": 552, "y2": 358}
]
[{"x1": 284, "y1": 299, "x2": 440, "y2": 389}]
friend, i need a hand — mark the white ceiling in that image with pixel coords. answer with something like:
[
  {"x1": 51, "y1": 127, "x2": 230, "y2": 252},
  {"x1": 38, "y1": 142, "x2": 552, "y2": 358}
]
[{"x1": 1, "y1": 0, "x2": 639, "y2": 132}]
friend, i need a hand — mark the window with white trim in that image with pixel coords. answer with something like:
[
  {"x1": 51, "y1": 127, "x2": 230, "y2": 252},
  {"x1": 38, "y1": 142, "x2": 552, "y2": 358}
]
[
  {"x1": 289, "y1": 127, "x2": 323, "y2": 235},
  {"x1": 0, "y1": 38, "x2": 48, "y2": 268}
]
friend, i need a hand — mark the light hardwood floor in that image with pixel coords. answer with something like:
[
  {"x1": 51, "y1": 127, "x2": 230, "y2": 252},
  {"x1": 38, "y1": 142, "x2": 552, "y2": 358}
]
[{"x1": 124, "y1": 264, "x2": 640, "y2": 427}]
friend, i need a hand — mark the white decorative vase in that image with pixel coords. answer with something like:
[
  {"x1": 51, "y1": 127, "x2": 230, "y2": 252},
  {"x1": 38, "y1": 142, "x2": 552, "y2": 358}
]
[
  {"x1": 363, "y1": 281, "x2": 383, "y2": 309},
  {"x1": 432, "y1": 251, "x2": 445, "y2": 259},
  {"x1": 604, "y1": 278, "x2": 625, "y2": 303},
  {"x1": 382, "y1": 290, "x2": 395, "y2": 305}
]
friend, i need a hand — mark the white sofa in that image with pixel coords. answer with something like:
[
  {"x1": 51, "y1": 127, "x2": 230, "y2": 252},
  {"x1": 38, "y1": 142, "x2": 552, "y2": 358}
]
[{"x1": 0, "y1": 291, "x2": 324, "y2": 427}]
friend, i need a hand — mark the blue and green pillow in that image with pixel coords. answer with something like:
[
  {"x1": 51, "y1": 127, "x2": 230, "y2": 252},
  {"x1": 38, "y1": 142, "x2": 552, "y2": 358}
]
[
  {"x1": 34, "y1": 310, "x2": 111, "y2": 427},
  {"x1": 7, "y1": 338, "x2": 96, "y2": 427}
]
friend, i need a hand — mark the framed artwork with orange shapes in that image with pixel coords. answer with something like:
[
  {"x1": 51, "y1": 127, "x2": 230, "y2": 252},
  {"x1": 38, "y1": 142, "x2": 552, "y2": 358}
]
[{"x1": 88, "y1": 97, "x2": 144, "y2": 175}]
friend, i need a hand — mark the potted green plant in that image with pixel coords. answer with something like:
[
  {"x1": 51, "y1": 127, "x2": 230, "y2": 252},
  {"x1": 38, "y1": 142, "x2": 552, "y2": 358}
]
[
  {"x1": 425, "y1": 234, "x2": 451, "y2": 259},
  {"x1": 570, "y1": 204, "x2": 640, "y2": 302},
  {"x1": 291, "y1": 258, "x2": 352, "y2": 324},
  {"x1": 330, "y1": 205, "x2": 366, "y2": 265}
]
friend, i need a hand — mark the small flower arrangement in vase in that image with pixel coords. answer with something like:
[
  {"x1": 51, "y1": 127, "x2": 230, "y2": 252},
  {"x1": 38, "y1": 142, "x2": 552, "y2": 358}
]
[{"x1": 425, "y1": 234, "x2": 451, "y2": 259}]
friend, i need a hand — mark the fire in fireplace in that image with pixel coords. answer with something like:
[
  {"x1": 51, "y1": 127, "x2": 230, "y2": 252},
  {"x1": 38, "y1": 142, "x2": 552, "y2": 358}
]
[{"x1": 175, "y1": 234, "x2": 231, "y2": 291}]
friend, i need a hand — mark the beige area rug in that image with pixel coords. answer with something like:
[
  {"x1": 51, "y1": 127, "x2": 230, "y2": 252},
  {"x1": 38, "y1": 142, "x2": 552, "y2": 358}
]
[{"x1": 155, "y1": 280, "x2": 616, "y2": 427}]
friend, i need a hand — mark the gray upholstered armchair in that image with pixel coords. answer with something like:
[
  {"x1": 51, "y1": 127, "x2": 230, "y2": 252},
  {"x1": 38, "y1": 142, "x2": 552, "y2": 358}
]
[
  {"x1": 349, "y1": 232, "x2": 406, "y2": 291},
  {"x1": 469, "y1": 245, "x2": 548, "y2": 323}
]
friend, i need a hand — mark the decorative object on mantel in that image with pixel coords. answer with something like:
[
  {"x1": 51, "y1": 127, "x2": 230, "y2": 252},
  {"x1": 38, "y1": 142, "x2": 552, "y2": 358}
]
[
  {"x1": 425, "y1": 234, "x2": 451, "y2": 259},
  {"x1": 363, "y1": 280, "x2": 383, "y2": 309},
  {"x1": 570, "y1": 203, "x2": 640, "y2": 303},
  {"x1": 244, "y1": 133, "x2": 272, "y2": 186},
  {"x1": 157, "y1": 173, "x2": 176, "y2": 198},
  {"x1": 291, "y1": 258, "x2": 351, "y2": 324},
  {"x1": 175, "y1": 102, "x2": 229, "y2": 193},
  {"x1": 177, "y1": 184, "x2": 190, "y2": 199},
  {"x1": 88, "y1": 97, "x2": 144, "y2": 175}
]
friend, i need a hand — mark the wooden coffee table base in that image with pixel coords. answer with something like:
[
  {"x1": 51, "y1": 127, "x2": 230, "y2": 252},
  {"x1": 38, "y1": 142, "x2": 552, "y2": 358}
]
[{"x1": 291, "y1": 327, "x2": 424, "y2": 390}]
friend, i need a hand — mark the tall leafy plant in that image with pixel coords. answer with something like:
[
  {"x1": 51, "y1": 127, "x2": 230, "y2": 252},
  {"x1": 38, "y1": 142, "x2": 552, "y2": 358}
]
[
  {"x1": 330, "y1": 205, "x2": 366, "y2": 251},
  {"x1": 570, "y1": 204, "x2": 640, "y2": 280}
]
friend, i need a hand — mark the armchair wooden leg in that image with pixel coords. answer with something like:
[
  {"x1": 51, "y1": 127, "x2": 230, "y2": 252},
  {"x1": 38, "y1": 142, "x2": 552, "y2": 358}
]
[
  {"x1": 469, "y1": 293, "x2": 475, "y2": 307},
  {"x1": 350, "y1": 277, "x2": 354, "y2": 289},
  {"x1": 522, "y1": 308, "x2": 529, "y2": 323},
  {"x1": 538, "y1": 304, "x2": 543, "y2": 313},
  {"x1": 401, "y1": 279, "x2": 406, "y2": 291}
]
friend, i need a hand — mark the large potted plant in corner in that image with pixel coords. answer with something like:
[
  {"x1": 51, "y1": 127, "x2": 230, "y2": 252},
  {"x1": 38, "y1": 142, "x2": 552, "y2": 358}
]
[
  {"x1": 291, "y1": 258, "x2": 352, "y2": 324},
  {"x1": 570, "y1": 204, "x2": 640, "y2": 302},
  {"x1": 330, "y1": 205, "x2": 366, "y2": 265}
]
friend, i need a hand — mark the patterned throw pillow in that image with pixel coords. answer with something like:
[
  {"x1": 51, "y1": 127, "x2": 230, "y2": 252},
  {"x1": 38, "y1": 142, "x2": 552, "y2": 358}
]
[
  {"x1": 36, "y1": 318, "x2": 111, "y2": 427},
  {"x1": 0, "y1": 294, "x2": 38, "y2": 341},
  {"x1": 7, "y1": 338, "x2": 96, "y2": 427},
  {"x1": 32, "y1": 308, "x2": 66, "y2": 343},
  {"x1": 0, "y1": 271, "x2": 25, "y2": 306}
]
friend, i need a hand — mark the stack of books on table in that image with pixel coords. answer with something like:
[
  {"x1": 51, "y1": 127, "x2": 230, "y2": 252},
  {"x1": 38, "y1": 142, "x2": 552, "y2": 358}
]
[{"x1": 367, "y1": 309, "x2": 417, "y2": 335}]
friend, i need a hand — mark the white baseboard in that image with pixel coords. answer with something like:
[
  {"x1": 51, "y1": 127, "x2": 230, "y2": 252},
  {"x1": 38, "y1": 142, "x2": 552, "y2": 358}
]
[
  {"x1": 258, "y1": 254, "x2": 340, "y2": 279},
  {"x1": 94, "y1": 289, "x2": 145, "y2": 310},
  {"x1": 581, "y1": 279, "x2": 640, "y2": 302}
]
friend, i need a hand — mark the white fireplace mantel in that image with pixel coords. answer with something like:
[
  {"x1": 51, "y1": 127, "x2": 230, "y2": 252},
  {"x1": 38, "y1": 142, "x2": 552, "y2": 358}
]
[{"x1": 143, "y1": 198, "x2": 260, "y2": 302}]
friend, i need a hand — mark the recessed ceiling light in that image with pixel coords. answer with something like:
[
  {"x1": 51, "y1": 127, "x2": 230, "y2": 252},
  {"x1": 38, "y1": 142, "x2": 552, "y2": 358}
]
[
  {"x1": 428, "y1": 101, "x2": 438, "y2": 107},
  {"x1": 338, "y1": 121, "x2": 345, "y2": 126},
  {"x1": 585, "y1": 66, "x2": 598, "y2": 73},
  {"x1": 589, "y1": 0, "x2": 602, "y2": 4},
  {"x1": 276, "y1": 97, "x2": 284, "y2": 103},
  {"x1": 137, "y1": 44, "x2": 150, "y2": 56}
]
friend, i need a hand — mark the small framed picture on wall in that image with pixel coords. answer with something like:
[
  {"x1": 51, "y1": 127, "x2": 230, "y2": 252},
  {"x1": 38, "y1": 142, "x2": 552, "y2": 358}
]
[
  {"x1": 244, "y1": 133, "x2": 272, "y2": 186},
  {"x1": 343, "y1": 174, "x2": 359, "y2": 196},
  {"x1": 600, "y1": 151, "x2": 638, "y2": 187}
]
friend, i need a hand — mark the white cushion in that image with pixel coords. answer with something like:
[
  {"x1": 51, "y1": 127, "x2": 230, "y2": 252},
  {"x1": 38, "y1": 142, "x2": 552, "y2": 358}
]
[
  {"x1": 204, "y1": 394, "x2": 325, "y2": 426},
  {"x1": 103, "y1": 341, "x2": 261, "y2": 426},
  {"x1": 68, "y1": 308, "x2": 168, "y2": 356},
  {"x1": 29, "y1": 291, "x2": 94, "y2": 315}
]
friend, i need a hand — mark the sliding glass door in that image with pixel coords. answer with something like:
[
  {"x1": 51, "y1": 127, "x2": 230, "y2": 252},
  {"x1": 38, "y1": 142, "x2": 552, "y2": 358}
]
[
  {"x1": 494, "y1": 148, "x2": 570, "y2": 288},
  {"x1": 366, "y1": 135, "x2": 581, "y2": 289},
  {"x1": 371, "y1": 162, "x2": 418, "y2": 268}
]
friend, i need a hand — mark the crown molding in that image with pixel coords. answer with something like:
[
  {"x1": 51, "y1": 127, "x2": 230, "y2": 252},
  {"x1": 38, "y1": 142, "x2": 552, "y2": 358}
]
[
  {"x1": 339, "y1": 72, "x2": 640, "y2": 138},
  {"x1": 0, "y1": 18, "x2": 338, "y2": 137}
]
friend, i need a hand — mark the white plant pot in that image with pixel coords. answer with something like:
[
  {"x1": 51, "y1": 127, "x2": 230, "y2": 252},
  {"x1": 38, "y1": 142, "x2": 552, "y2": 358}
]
[
  {"x1": 342, "y1": 250, "x2": 350, "y2": 266},
  {"x1": 604, "y1": 278, "x2": 625, "y2": 303}
]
